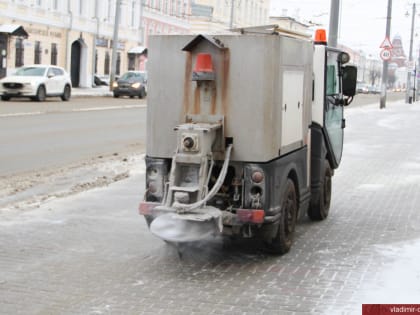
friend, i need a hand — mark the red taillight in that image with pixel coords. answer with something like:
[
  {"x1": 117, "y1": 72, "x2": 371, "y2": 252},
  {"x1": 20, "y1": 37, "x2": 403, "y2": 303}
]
[
  {"x1": 252, "y1": 210, "x2": 265, "y2": 223},
  {"x1": 237, "y1": 209, "x2": 265, "y2": 224},
  {"x1": 138, "y1": 202, "x2": 160, "y2": 215}
]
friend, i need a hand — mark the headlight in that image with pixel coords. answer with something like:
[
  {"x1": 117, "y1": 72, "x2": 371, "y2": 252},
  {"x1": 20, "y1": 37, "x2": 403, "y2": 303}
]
[
  {"x1": 131, "y1": 82, "x2": 141, "y2": 89},
  {"x1": 112, "y1": 81, "x2": 118, "y2": 88}
]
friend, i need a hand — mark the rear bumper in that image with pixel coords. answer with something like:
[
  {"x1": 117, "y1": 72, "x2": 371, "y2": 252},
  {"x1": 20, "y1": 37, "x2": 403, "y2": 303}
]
[{"x1": 139, "y1": 201, "x2": 278, "y2": 227}]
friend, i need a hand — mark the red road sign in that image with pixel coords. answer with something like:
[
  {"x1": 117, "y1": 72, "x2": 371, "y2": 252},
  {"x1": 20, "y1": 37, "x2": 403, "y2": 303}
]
[
  {"x1": 380, "y1": 49, "x2": 392, "y2": 61},
  {"x1": 380, "y1": 37, "x2": 393, "y2": 49}
]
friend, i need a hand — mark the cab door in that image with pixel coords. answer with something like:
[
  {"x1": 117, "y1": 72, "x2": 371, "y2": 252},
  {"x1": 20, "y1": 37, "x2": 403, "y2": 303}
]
[{"x1": 324, "y1": 50, "x2": 344, "y2": 169}]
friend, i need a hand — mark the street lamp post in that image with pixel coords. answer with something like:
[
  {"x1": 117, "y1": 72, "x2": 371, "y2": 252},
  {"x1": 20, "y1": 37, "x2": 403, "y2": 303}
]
[
  {"x1": 328, "y1": 0, "x2": 340, "y2": 47},
  {"x1": 380, "y1": 0, "x2": 392, "y2": 109},
  {"x1": 110, "y1": 0, "x2": 122, "y2": 91},
  {"x1": 92, "y1": 0, "x2": 99, "y2": 87},
  {"x1": 405, "y1": 3, "x2": 416, "y2": 103}
]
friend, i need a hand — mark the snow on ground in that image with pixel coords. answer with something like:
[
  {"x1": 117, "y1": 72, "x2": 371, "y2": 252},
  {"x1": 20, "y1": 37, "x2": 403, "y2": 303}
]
[
  {"x1": 360, "y1": 240, "x2": 420, "y2": 303},
  {"x1": 0, "y1": 152, "x2": 145, "y2": 213}
]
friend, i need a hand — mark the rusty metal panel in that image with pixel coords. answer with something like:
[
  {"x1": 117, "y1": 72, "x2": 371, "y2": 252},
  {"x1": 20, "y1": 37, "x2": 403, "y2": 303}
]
[{"x1": 147, "y1": 34, "x2": 313, "y2": 162}]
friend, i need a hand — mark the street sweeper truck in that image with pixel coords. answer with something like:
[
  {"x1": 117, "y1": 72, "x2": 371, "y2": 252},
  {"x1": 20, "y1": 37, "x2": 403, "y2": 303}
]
[{"x1": 139, "y1": 26, "x2": 357, "y2": 254}]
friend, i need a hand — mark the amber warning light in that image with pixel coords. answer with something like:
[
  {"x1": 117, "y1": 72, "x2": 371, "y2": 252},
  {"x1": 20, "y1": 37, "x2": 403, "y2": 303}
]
[
  {"x1": 192, "y1": 53, "x2": 215, "y2": 81},
  {"x1": 314, "y1": 29, "x2": 327, "y2": 45}
]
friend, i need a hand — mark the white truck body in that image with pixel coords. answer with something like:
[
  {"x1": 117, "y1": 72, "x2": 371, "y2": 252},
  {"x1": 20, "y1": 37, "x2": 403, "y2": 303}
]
[{"x1": 146, "y1": 34, "x2": 313, "y2": 162}]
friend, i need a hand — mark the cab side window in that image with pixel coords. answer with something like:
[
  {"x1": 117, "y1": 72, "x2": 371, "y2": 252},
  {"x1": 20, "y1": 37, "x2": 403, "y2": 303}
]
[{"x1": 326, "y1": 65, "x2": 337, "y2": 96}]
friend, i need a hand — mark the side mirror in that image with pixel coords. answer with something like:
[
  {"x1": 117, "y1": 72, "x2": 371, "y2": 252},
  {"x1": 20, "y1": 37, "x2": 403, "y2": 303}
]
[
  {"x1": 342, "y1": 65, "x2": 357, "y2": 97},
  {"x1": 338, "y1": 52, "x2": 350, "y2": 64}
]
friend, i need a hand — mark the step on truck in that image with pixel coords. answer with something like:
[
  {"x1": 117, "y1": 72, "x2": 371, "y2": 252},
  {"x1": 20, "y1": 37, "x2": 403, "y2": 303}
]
[{"x1": 139, "y1": 26, "x2": 357, "y2": 254}]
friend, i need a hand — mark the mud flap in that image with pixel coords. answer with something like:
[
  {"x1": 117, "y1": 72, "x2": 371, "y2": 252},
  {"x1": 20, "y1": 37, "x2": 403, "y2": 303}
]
[{"x1": 149, "y1": 207, "x2": 223, "y2": 243}]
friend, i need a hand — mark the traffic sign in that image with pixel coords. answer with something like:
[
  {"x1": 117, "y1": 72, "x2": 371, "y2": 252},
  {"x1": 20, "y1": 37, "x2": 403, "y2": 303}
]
[
  {"x1": 407, "y1": 60, "x2": 415, "y2": 69},
  {"x1": 380, "y1": 49, "x2": 392, "y2": 61},
  {"x1": 380, "y1": 37, "x2": 393, "y2": 49}
]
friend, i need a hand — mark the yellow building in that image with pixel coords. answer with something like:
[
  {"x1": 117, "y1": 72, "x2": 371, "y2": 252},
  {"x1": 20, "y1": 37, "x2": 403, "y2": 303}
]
[{"x1": 0, "y1": 0, "x2": 145, "y2": 87}]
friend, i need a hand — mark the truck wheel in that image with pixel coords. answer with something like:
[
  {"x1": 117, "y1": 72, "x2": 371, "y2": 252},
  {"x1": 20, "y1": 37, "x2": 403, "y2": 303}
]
[
  {"x1": 264, "y1": 178, "x2": 297, "y2": 254},
  {"x1": 1, "y1": 95, "x2": 10, "y2": 101},
  {"x1": 308, "y1": 160, "x2": 332, "y2": 220}
]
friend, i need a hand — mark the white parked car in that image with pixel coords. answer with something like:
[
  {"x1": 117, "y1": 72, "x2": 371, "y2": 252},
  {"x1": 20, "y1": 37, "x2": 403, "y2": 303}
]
[{"x1": 0, "y1": 65, "x2": 72, "y2": 101}]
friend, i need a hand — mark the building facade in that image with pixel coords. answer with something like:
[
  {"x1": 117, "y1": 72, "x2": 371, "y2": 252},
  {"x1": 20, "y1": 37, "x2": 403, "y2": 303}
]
[
  {"x1": 141, "y1": 0, "x2": 191, "y2": 47},
  {"x1": 190, "y1": 0, "x2": 270, "y2": 33},
  {"x1": 0, "y1": 0, "x2": 197, "y2": 85},
  {"x1": 0, "y1": 0, "x2": 147, "y2": 87},
  {"x1": 0, "y1": 0, "x2": 272, "y2": 86}
]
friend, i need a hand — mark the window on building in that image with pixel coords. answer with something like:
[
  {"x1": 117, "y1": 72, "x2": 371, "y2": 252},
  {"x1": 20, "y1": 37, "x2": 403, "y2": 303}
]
[
  {"x1": 128, "y1": 54, "x2": 135, "y2": 70},
  {"x1": 163, "y1": 0, "x2": 168, "y2": 13},
  {"x1": 171, "y1": 0, "x2": 175, "y2": 15},
  {"x1": 34, "y1": 41, "x2": 42, "y2": 64},
  {"x1": 95, "y1": 50, "x2": 98, "y2": 73},
  {"x1": 116, "y1": 52, "x2": 121, "y2": 75},
  {"x1": 53, "y1": 0, "x2": 58, "y2": 10},
  {"x1": 15, "y1": 38, "x2": 24, "y2": 68},
  {"x1": 36, "y1": 0, "x2": 42, "y2": 6},
  {"x1": 15, "y1": 38, "x2": 24, "y2": 67},
  {"x1": 131, "y1": 1, "x2": 135, "y2": 27},
  {"x1": 51, "y1": 43, "x2": 58, "y2": 65},
  {"x1": 105, "y1": 51, "x2": 110, "y2": 75}
]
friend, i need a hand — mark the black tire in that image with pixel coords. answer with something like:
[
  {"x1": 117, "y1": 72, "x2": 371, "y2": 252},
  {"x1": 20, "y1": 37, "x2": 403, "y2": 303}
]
[
  {"x1": 308, "y1": 160, "x2": 332, "y2": 221},
  {"x1": 113, "y1": 93, "x2": 120, "y2": 98},
  {"x1": 144, "y1": 216, "x2": 153, "y2": 227},
  {"x1": 1, "y1": 95, "x2": 10, "y2": 101},
  {"x1": 61, "y1": 85, "x2": 71, "y2": 101},
  {"x1": 35, "y1": 85, "x2": 46, "y2": 102},
  {"x1": 139, "y1": 88, "x2": 146, "y2": 99},
  {"x1": 264, "y1": 178, "x2": 298, "y2": 254}
]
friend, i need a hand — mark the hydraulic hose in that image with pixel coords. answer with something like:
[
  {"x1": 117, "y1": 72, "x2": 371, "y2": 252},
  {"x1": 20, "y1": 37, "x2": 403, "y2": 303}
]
[{"x1": 175, "y1": 144, "x2": 233, "y2": 212}]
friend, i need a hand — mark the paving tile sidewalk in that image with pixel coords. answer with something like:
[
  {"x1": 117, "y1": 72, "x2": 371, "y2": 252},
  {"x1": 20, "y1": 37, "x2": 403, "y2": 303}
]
[{"x1": 72, "y1": 86, "x2": 113, "y2": 97}]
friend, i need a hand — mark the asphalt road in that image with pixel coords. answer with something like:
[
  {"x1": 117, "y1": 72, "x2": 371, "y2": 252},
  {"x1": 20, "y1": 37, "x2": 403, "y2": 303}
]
[
  {"x1": 0, "y1": 97, "x2": 147, "y2": 176},
  {"x1": 0, "y1": 92, "x2": 404, "y2": 177}
]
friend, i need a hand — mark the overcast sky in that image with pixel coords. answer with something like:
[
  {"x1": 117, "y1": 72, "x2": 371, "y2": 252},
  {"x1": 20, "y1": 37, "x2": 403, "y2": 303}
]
[{"x1": 270, "y1": 0, "x2": 416, "y2": 58}]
